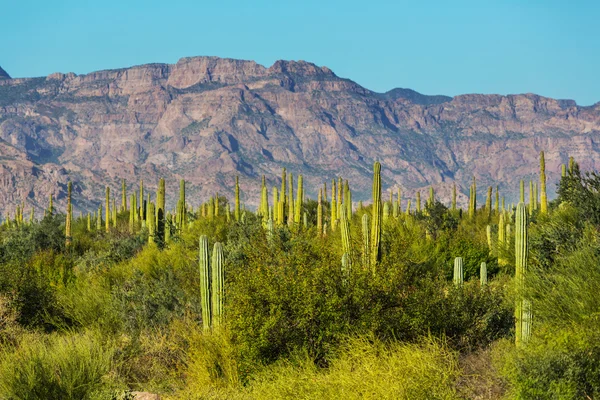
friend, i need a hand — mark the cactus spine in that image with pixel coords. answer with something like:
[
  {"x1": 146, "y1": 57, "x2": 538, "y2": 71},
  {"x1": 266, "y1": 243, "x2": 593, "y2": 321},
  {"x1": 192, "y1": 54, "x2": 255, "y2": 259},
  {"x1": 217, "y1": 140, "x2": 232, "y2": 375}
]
[
  {"x1": 453, "y1": 257, "x2": 464, "y2": 287},
  {"x1": 370, "y1": 162, "x2": 382, "y2": 271},
  {"x1": 362, "y1": 213, "x2": 370, "y2": 270},
  {"x1": 480, "y1": 262, "x2": 488, "y2": 286},
  {"x1": 65, "y1": 181, "x2": 72, "y2": 246},
  {"x1": 199, "y1": 235, "x2": 211, "y2": 331},
  {"x1": 212, "y1": 242, "x2": 224, "y2": 329},
  {"x1": 540, "y1": 151, "x2": 548, "y2": 214},
  {"x1": 515, "y1": 202, "x2": 531, "y2": 345}
]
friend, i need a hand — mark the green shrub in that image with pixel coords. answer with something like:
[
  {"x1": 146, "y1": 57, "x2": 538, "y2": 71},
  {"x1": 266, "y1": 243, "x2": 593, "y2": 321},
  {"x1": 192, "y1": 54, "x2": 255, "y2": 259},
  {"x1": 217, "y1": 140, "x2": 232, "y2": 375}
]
[{"x1": 0, "y1": 330, "x2": 114, "y2": 399}]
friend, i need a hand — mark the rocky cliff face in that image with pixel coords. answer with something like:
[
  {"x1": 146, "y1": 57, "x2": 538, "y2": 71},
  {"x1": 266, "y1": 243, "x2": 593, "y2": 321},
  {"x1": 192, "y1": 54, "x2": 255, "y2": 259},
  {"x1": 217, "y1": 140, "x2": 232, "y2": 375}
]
[{"x1": 0, "y1": 56, "x2": 599, "y2": 216}]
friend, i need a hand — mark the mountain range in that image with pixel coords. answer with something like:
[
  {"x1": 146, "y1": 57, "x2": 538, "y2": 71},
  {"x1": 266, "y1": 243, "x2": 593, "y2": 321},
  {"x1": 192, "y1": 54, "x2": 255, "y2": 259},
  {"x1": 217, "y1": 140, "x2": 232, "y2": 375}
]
[{"x1": 1, "y1": 56, "x2": 599, "y2": 215}]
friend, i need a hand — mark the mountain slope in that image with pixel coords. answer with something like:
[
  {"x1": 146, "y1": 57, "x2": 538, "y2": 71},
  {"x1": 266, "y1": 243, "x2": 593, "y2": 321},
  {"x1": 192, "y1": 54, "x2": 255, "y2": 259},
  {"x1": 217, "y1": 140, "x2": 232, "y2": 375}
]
[{"x1": 0, "y1": 56, "x2": 599, "y2": 215}]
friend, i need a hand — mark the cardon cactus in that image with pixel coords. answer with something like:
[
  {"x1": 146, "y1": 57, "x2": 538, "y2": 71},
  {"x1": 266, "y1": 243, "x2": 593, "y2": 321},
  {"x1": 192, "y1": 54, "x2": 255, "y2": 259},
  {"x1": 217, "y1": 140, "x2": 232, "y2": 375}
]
[
  {"x1": 515, "y1": 202, "x2": 531, "y2": 346},
  {"x1": 345, "y1": 181, "x2": 352, "y2": 221},
  {"x1": 370, "y1": 162, "x2": 382, "y2": 271},
  {"x1": 383, "y1": 202, "x2": 390, "y2": 222},
  {"x1": 97, "y1": 205, "x2": 102, "y2": 230},
  {"x1": 147, "y1": 202, "x2": 156, "y2": 244},
  {"x1": 498, "y1": 213, "x2": 506, "y2": 265},
  {"x1": 199, "y1": 235, "x2": 211, "y2": 331},
  {"x1": 453, "y1": 257, "x2": 464, "y2": 287},
  {"x1": 294, "y1": 175, "x2": 303, "y2": 226},
  {"x1": 212, "y1": 242, "x2": 225, "y2": 329},
  {"x1": 139, "y1": 180, "x2": 144, "y2": 222},
  {"x1": 317, "y1": 189, "x2": 323, "y2": 236},
  {"x1": 235, "y1": 176, "x2": 241, "y2": 222},
  {"x1": 65, "y1": 181, "x2": 72, "y2": 246},
  {"x1": 341, "y1": 253, "x2": 350, "y2": 282},
  {"x1": 331, "y1": 179, "x2": 337, "y2": 231},
  {"x1": 340, "y1": 208, "x2": 352, "y2": 263},
  {"x1": 121, "y1": 179, "x2": 127, "y2": 212},
  {"x1": 105, "y1": 187, "x2": 110, "y2": 233},
  {"x1": 452, "y1": 183, "x2": 457, "y2": 211},
  {"x1": 486, "y1": 225, "x2": 493, "y2": 254},
  {"x1": 416, "y1": 191, "x2": 421, "y2": 213},
  {"x1": 540, "y1": 151, "x2": 548, "y2": 214},
  {"x1": 129, "y1": 194, "x2": 135, "y2": 233},
  {"x1": 480, "y1": 262, "x2": 488, "y2": 286},
  {"x1": 157, "y1": 178, "x2": 166, "y2": 241},
  {"x1": 287, "y1": 173, "x2": 294, "y2": 227},
  {"x1": 362, "y1": 213, "x2": 370, "y2": 270}
]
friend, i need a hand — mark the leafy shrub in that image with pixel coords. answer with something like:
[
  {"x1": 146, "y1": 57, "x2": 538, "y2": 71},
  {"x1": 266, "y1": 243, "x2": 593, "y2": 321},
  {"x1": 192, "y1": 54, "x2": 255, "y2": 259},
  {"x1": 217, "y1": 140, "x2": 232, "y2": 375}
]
[{"x1": 0, "y1": 330, "x2": 114, "y2": 399}]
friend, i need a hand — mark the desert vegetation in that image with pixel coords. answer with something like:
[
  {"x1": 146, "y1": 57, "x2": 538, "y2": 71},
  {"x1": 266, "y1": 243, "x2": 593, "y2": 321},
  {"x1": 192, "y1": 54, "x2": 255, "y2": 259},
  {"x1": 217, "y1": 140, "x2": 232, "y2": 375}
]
[{"x1": 0, "y1": 151, "x2": 598, "y2": 399}]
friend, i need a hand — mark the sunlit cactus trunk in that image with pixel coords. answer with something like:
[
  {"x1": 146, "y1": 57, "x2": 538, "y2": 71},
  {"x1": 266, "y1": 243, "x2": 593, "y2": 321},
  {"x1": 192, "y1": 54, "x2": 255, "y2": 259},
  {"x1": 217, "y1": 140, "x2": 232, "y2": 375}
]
[
  {"x1": 121, "y1": 179, "x2": 127, "y2": 212},
  {"x1": 294, "y1": 175, "x2": 303, "y2": 227},
  {"x1": 370, "y1": 162, "x2": 382, "y2": 272},
  {"x1": 287, "y1": 173, "x2": 294, "y2": 227},
  {"x1": 540, "y1": 151, "x2": 548, "y2": 214},
  {"x1": 105, "y1": 187, "x2": 110, "y2": 233},
  {"x1": 199, "y1": 235, "x2": 211, "y2": 331},
  {"x1": 235, "y1": 176, "x2": 241, "y2": 222},
  {"x1": 362, "y1": 213, "x2": 370, "y2": 271},
  {"x1": 480, "y1": 262, "x2": 488, "y2": 286},
  {"x1": 317, "y1": 189, "x2": 323, "y2": 236},
  {"x1": 147, "y1": 202, "x2": 156, "y2": 244},
  {"x1": 330, "y1": 179, "x2": 337, "y2": 231},
  {"x1": 416, "y1": 191, "x2": 421, "y2": 213},
  {"x1": 157, "y1": 178, "x2": 166, "y2": 241},
  {"x1": 515, "y1": 202, "x2": 531, "y2": 346},
  {"x1": 65, "y1": 181, "x2": 72, "y2": 246},
  {"x1": 452, "y1": 183, "x2": 457, "y2": 211},
  {"x1": 453, "y1": 257, "x2": 464, "y2": 287},
  {"x1": 212, "y1": 242, "x2": 225, "y2": 329}
]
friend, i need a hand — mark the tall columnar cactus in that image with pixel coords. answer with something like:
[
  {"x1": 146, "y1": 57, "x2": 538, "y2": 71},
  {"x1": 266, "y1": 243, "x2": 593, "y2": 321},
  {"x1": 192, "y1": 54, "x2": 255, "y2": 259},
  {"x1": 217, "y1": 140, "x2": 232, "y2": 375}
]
[
  {"x1": 561, "y1": 164, "x2": 567, "y2": 177},
  {"x1": 97, "y1": 205, "x2": 102, "y2": 230},
  {"x1": 65, "y1": 181, "x2": 72, "y2": 246},
  {"x1": 485, "y1": 186, "x2": 492, "y2": 219},
  {"x1": 165, "y1": 213, "x2": 172, "y2": 243},
  {"x1": 235, "y1": 176, "x2": 241, "y2": 222},
  {"x1": 121, "y1": 179, "x2": 127, "y2": 212},
  {"x1": 260, "y1": 182, "x2": 269, "y2": 226},
  {"x1": 480, "y1": 262, "x2": 488, "y2": 286},
  {"x1": 139, "y1": 180, "x2": 144, "y2": 222},
  {"x1": 453, "y1": 257, "x2": 464, "y2": 287},
  {"x1": 515, "y1": 202, "x2": 531, "y2": 346},
  {"x1": 287, "y1": 173, "x2": 294, "y2": 227},
  {"x1": 528, "y1": 181, "x2": 534, "y2": 216},
  {"x1": 147, "y1": 202, "x2": 156, "y2": 244},
  {"x1": 212, "y1": 242, "x2": 224, "y2": 329},
  {"x1": 317, "y1": 189, "x2": 323, "y2": 236},
  {"x1": 569, "y1": 156, "x2": 575, "y2": 175},
  {"x1": 280, "y1": 168, "x2": 287, "y2": 220},
  {"x1": 112, "y1": 199, "x2": 117, "y2": 228},
  {"x1": 520, "y1": 180, "x2": 525, "y2": 203},
  {"x1": 539, "y1": 151, "x2": 547, "y2": 213},
  {"x1": 129, "y1": 194, "x2": 135, "y2": 233},
  {"x1": 132, "y1": 192, "x2": 138, "y2": 224},
  {"x1": 397, "y1": 187, "x2": 402, "y2": 214},
  {"x1": 452, "y1": 183, "x2": 457, "y2": 211},
  {"x1": 331, "y1": 179, "x2": 337, "y2": 231},
  {"x1": 534, "y1": 183, "x2": 538, "y2": 211},
  {"x1": 406, "y1": 199, "x2": 411, "y2": 215},
  {"x1": 370, "y1": 162, "x2": 382, "y2": 271},
  {"x1": 48, "y1": 194, "x2": 54, "y2": 216},
  {"x1": 179, "y1": 179, "x2": 186, "y2": 230},
  {"x1": 87, "y1": 212, "x2": 91, "y2": 232},
  {"x1": 486, "y1": 225, "x2": 493, "y2": 254},
  {"x1": 345, "y1": 180, "x2": 352, "y2": 221},
  {"x1": 105, "y1": 187, "x2": 110, "y2": 233},
  {"x1": 393, "y1": 194, "x2": 399, "y2": 218},
  {"x1": 416, "y1": 191, "x2": 421, "y2": 213},
  {"x1": 429, "y1": 186, "x2": 435, "y2": 206},
  {"x1": 337, "y1": 177, "x2": 343, "y2": 220},
  {"x1": 498, "y1": 213, "x2": 506, "y2": 266},
  {"x1": 199, "y1": 235, "x2": 211, "y2": 331},
  {"x1": 383, "y1": 202, "x2": 390, "y2": 222},
  {"x1": 157, "y1": 178, "x2": 166, "y2": 241},
  {"x1": 267, "y1": 218, "x2": 274, "y2": 242},
  {"x1": 294, "y1": 175, "x2": 303, "y2": 226},
  {"x1": 362, "y1": 213, "x2": 370, "y2": 271},
  {"x1": 340, "y1": 209, "x2": 352, "y2": 270},
  {"x1": 494, "y1": 186, "x2": 499, "y2": 215}
]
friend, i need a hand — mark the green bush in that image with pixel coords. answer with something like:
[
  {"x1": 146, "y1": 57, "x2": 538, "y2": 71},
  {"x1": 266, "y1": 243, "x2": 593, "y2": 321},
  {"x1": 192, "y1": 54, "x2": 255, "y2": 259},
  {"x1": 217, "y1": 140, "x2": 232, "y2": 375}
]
[{"x1": 0, "y1": 330, "x2": 114, "y2": 399}]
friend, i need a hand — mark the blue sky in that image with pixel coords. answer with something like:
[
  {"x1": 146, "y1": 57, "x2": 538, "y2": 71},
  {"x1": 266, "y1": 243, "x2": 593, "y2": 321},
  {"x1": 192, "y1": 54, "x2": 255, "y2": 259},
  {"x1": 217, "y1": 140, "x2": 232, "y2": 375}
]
[{"x1": 2, "y1": 0, "x2": 598, "y2": 104}]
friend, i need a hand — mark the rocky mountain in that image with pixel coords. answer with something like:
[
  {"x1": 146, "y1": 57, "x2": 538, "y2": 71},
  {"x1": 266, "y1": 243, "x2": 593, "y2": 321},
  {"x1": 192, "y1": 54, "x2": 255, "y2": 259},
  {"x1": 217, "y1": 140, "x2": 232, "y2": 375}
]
[
  {"x1": 0, "y1": 56, "x2": 599, "y2": 216},
  {"x1": 0, "y1": 66, "x2": 10, "y2": 80}
]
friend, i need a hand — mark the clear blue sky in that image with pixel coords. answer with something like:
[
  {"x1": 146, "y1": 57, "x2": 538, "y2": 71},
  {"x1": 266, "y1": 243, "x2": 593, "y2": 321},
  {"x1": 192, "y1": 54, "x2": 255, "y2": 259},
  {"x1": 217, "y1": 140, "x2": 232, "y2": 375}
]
[{"x1": 2, "y1": 0, "x2": 598, "y2": 105}]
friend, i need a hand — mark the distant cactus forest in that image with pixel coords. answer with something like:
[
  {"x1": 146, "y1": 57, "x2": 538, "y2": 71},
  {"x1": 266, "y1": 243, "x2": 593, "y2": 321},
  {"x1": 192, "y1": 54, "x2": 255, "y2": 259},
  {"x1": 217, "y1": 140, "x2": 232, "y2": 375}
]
[{"x1": 1, "y1": 151, "x2": 599, "y2": 399}]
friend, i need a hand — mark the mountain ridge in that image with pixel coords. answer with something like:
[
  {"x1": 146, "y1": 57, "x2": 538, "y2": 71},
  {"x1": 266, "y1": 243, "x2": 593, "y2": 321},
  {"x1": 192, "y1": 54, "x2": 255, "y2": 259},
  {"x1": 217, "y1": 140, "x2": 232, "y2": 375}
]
[{"x1": 0, "y1": 55, "x2": 598, "y2": 216}]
